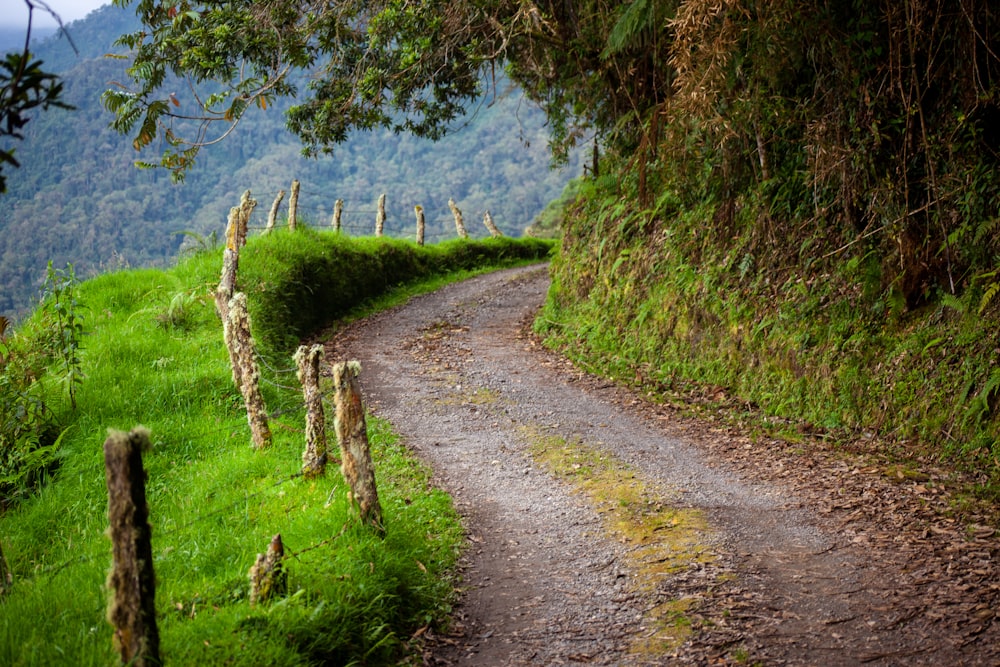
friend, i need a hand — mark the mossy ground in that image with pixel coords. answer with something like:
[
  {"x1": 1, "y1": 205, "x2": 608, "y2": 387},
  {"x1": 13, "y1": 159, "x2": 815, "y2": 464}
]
[{"x1": 524, "y1": 427, "x2": 713, "y2": 657}]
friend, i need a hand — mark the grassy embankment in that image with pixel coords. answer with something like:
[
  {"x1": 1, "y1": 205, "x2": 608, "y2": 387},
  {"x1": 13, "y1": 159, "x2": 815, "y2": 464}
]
[
  {"x1": 0, "y1": 228, "x2": 553, "y2": 665},
  {"x1": 538, "y1": 168, "x2": 1000, "y2": 509}
]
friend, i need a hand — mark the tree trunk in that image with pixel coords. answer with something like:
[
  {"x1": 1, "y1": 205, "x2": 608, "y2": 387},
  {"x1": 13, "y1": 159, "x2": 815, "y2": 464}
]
[
  {"x1": 104, "y1": 427, "x2": 160, "y2": 667},
  {"x1": 332, "y1": 361, "x2": 384, "y2": 534}
]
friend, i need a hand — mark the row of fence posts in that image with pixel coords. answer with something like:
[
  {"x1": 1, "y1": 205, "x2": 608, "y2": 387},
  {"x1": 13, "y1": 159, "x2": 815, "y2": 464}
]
[
  {"x1": 263, "y1": 179, "x2": 504, "y2": 243},
  {"x1": 99, "y1": 190, "x2": 386, "y2": 665}
]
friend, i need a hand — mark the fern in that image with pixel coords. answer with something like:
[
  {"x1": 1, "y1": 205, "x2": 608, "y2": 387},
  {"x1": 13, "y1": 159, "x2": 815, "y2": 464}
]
[
  {"x1": 979, "y1": 272, "x2": 1000, "y2": 314},
  {"x1": 604, "y1": 0, "x2": 659, "y2": 57}
]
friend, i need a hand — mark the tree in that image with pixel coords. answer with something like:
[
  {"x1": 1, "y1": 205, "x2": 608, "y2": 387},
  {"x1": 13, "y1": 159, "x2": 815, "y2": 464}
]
[
  {"x1": 1, "y1": 1, "x2": 75, "y2": 193},
  {"x1": 102, "y1": 1, "x2": 673, "y2": 180}
]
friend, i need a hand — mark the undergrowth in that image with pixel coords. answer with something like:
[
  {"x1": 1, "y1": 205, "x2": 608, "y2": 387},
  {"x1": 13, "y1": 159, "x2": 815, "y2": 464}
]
[
  {"x1": 538, "y1": 165, "x2": 1000, "y2": 502},
  {"x1": 0, "y1": 229, "x2": 551, "y2": 664}
]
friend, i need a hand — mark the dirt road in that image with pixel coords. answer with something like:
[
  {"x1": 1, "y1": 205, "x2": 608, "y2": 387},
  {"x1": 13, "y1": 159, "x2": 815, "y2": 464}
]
[{"x1": 324, "y1": 264, "x2": 999, "y2": 666}]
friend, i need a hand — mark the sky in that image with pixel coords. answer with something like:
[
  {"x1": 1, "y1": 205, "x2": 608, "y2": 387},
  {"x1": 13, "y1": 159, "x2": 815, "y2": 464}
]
[{"x1": 4, "y1": 0, "x2": 110, "y2": 29}]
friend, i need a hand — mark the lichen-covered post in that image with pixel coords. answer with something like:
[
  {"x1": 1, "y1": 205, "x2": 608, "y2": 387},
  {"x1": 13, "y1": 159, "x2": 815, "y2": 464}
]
[
  {"x1": 227, "y1": 292, "x2": 272, "y2": 449},
  {"x1": 248, "y1": 534, "x2": 287, "y2": 607},
  {"x1": 332, "y1": 198, "x2": 344, "y2": 232},
  {"x1": 266, "y1": 189, "x2": 286, "y2": 233},
  {"x1": 448, "y1": 198, "x2": 468, "y2": 239},
  {"x1": 375, "y1": 193, "x2": 386, "y2": 237},
  {"x1": 332, "y1": 361, "x2": 384, "y2": 534},
  {"x1": 482, "y1": 210, "x2": 502, "y2": 237},
  {"x1": 215, "y1": 191, "x2": 256, "y2": 386},
  {"x1": 0, "y1": 540, "x2": 11, "y2": 597},
  {"x1": 414, "y1": 205, "x2": 425, "y2": 246},
  {"x1": 288, "y1": 179, "x2": 301, "y2": 230},
  {"x1": 104, "y1": 427, "x2": 160, "y2": 667},
  {"x1": 294, "y1": 344, "x2": 327, "y2": 478},
  {"x1": 216, "y1": 191, "x2": 255, "y2": 309}
]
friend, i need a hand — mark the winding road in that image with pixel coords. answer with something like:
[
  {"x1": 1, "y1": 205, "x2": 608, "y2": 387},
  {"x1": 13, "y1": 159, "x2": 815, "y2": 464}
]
[{"x1": 323, "y1": 264, "x2": 999, "y2": 666}]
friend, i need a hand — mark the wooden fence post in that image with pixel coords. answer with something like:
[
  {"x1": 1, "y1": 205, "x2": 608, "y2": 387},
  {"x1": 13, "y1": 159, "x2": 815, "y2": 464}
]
[
  {"x1": 227, "y1": 292, "x2": 272, "y2": 449},
  {"x1": 215, "y1": 191, "x2": 256, "y2": 388},
  {"x1": 266, "y1": 189, "x2": 286, "y2": 233},
  {"x1": 288, "y1": 179, "x2": 301, "y2": 230},
  {"x1": 332, "y1": 361, "x2": 384, "y2": 534},
  {"x1": 248, "y1": 534, "x2": 287, "y2": 607},
  {"x1": 375, "y1": 193, "x2": 386, "y2": 237},
  {"x1": 216, "y1": 191, "x2": 255, "y2": 307},
  {"x1": 448, "y1": 198, "x2": 468, "y2": 239},
  {"x1": 332, "y1": 198, "x2": 343, "y2": 232},
  {"x1": 294, "y1": 344, "x2": 327, "y2": 478},
  {"x1": 104, "y1": 427, "x2": 160, "y2": 667},
  {"x1": 0, "y1": 540, "x2": 11, "y2": 597},
  {"x1": 482, "y1": 210, "x2": 502, "y2": 238},
  {"x1": 414, "y1": 205, "x2": 425, "y2": 246}
]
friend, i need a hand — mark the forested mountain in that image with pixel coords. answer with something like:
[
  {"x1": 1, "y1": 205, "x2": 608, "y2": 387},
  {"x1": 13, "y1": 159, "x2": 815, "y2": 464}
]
[{"x1": 0, "y1": 5, "x2": 580, "y2": 315}]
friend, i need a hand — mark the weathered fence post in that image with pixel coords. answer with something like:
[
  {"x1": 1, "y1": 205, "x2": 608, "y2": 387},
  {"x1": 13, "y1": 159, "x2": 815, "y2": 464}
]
[
  {"x1": 482, "y1": 210, "x2": 502, "y2": 237},
  {"x1": 104, "y1": 427, "x2": 160, "y2": 667},
  {"x1": 266, "y1": 189, "x2": 286, "y2": 233},
  {"x1": 331, "y1": 198, "x2": 343, "y2": 232},
  {"x1": 375, "y1": 193, "x2": 386, "y2": 237},
  {"x1": 332, "y1": 361, "x2": 384, "y2": 534},
  {"x1": 288, "y1": 179, "x2": 301, "y2": 230},
  {"x1": 216, "y1": 191, "x2": 255, "y2": 306},
  {"x1": 216, "y1": 192, "x2": 256, "y2": 389},
  {"x1": 248, "y1": 534, "x2": 287, "y2": 607},
  {"x1": 227, "y1": 292, "x2": 272, "y2": 449},
  {"x1": 294, "y1": 344, "x2": 327, "y2": 478},
  {"x1": 0, "y1": 540, "x2": 11, "y2": 597},
  {"x1": 215, "y1": 191, "x2": 256, "y2": 388},
  {"x1": 414, "y1": 205, "x2": 425, "y2": 246},
  {"x1": 448, "y1": 198, "x2": 468, "y2": 239}
]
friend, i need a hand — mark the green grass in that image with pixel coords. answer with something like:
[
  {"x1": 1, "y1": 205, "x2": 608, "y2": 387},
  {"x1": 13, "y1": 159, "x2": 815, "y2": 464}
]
[
  {"x1": 0, "y1": 229, "x2": 552, "y2": 665},
  {"x1": 538, "y1": 166, "x2": 1000, "y2": 500}
]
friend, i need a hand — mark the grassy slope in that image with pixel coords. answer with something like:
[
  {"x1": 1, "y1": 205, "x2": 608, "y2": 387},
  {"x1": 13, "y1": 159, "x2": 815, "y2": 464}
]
[
  {"x1": 538, "y1": 172, "x2": 1000, "y2": 505},
  {"x1": 0, "y1": 230, "x2": 553, "y2": 665}
]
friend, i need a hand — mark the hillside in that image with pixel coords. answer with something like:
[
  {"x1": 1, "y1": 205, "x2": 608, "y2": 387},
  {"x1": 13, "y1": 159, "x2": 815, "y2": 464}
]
[
  {"x1": 531, "y1": 2, "x2": 1000, "y2": 493},
  {"x1": 0, "y1": 5, "x2": 580, "y2": 315}
]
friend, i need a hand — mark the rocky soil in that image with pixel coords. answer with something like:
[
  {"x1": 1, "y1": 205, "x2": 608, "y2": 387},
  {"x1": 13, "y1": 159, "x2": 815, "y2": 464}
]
[{"x1": 322, "y1": 264, "x2": 1000, "y2": 666}]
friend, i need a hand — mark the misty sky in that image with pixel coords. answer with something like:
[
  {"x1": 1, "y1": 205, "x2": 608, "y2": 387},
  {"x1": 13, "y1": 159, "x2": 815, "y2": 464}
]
[{"x1": 4, "y1": 0, "x2": 110, "y2": 29}]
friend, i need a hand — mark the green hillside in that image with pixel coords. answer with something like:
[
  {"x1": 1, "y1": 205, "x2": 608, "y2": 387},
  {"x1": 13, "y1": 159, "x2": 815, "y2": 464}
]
[
  {"x1": 0, "y1": 228, "x2": 552, "y2": 665},
  {"x1": 0, "y1": 4, "x2": 580, "y2": 316},
  {"x1": 529, "y1": 1, "x2": 1000, "y2": 497}
]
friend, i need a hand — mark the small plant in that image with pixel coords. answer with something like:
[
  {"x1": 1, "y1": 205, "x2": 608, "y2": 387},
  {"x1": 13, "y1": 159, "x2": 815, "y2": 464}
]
[
  {"x1": 175, "y1": 229, "x2": 220, "y2": 256},
  {"x1": 39, "y1": 262, "x2": 85, "y2": 410},
  {"x1": 155, "y1": 290, "x2": 203, "y2": 330},
  {"x1": 0, "y1": 303, "x2": 65, "y2": 504}
]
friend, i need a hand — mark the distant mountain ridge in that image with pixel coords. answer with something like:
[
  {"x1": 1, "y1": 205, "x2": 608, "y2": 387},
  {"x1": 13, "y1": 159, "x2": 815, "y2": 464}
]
[{"x1": 0, "y1": 5, "x2": 579, "y2": 315}]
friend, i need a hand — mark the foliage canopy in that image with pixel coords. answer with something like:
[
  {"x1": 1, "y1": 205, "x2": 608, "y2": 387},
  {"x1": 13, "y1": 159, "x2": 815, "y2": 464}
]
[{"x1": 104, "y1": 0, "x2": 674, "y2": 178}]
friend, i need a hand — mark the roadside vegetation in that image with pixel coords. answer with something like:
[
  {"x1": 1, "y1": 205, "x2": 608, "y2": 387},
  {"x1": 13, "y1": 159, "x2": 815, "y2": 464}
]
[
  {"x1": 497, "y1": 1, "x2": 1000, "y2": 509},
  {"x1": 539, "y1": 158, "x2": 1000, "y2": 508},
  {"x1": 0, "y1": 228, "x2": 552, "y2": 665}
]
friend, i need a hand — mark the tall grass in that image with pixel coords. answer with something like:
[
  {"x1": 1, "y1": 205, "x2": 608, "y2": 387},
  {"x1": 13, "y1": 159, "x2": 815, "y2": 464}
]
[{"x1": 0, "y1": 229, "x2": 551, "y2": 665}]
